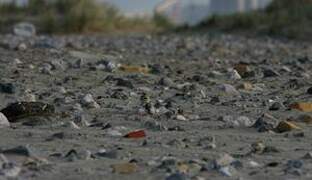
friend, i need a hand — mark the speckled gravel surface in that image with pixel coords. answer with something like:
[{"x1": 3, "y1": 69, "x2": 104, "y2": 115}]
[{"x1": 0, "y1": 32, "x2": 312, "y2": 180}]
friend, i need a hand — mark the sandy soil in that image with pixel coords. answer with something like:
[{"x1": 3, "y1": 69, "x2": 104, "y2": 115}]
[{"x1": 0, "y1": 32, "x2": 312, "y2": 180}]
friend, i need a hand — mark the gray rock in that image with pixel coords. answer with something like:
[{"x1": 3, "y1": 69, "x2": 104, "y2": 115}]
[
  {"x1": 219, "y1": 84, "x2": 240, "y2": 96},
  {"x1": 0, "y1": 113, "x2": 10, "y2": 128},
  {"x1": 13, "y1": 22, "x2": 36, "y2": 37},
  {"x1": 80, "y1": 94, "x2": 100, "y2": 109}
]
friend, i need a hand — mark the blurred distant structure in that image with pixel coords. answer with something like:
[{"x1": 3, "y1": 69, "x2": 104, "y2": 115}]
[
  {"x1": 0, "y1": 0, "x2": 28, "y2": 6},
  {"x1": 155, "y1": 0, "x2": 272, "y2": 26}
]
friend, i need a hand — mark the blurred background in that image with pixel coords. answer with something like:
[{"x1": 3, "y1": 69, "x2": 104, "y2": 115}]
[{"x1": 0, "y1": 0, "x2": 311, "y2": 39}]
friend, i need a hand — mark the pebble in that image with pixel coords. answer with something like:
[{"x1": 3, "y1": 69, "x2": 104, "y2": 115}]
[
  {"x1": 275, "y1": 121, "x2": 301, "y2": 133},
  {"x1": 263, "y1": 68, "x2": 280, "y2": 77},
  {"x1": 290, "y1": 102, "x2": 312, "y2": 112},
  {"x1": 166, "y1": 172, "x2": 189, "y2": 180},
  {"x1": 159, "y1": 77, "x2": 176, "y2": 87},
  {"x1": 0, "y1": 113, "x2": 10, "y2": 128},
  {"x1": 0, "y1": 83, "x2": 16, "y2": 94},
  {"x1": 40, "y1": 63, "x2": 53, "y2": 74},
  {"x1": 116, "y1": 78, "x2": 134, "y2": 89},
  {"x1": 176, "y1": 114, "x2": 188, "y2": 121},
  {"x1": 228, "y1": 69, "x2": 242, "y2": 80},
  {"x1": 221, "y1": 116, "x2": 253, "y2": 128},
  {"x1": 13, "y1": 22, "x2": 36, "y2": 37},
  {"x1": 95, "y1": 149, "x2": 118, "y2": 159},
  {"x1": 210, "y1": 153, "x2": 238, "y2": 177},
  {"x1": 307, "y1": 87, "x2": 312, "y2": 94},
  {"x1": 81, "y1": 94, "x2": 100, "y2": 109},
  {"x1": 252, "y1": 113, "x2": 278, "y2": 132},
  {"x1": 111, "y1": 163, "x2": 138, "y2": 174},
  {"x1": 219, "y1": 84, "x2": 240, "y2": 96},
  {"x1": 62, "y1": 121, "x2": 81, "y2": 130},
  {"x1": 106, "y1": 129, "x2": 123, "y2": 137},
  {"x1": 269, "y1": 102, "x2": 284, "y2": 111}
]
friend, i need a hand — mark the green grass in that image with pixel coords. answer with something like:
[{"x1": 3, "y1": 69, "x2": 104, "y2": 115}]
[
  {"x1": 0, "y1": 0, "x2": 164, "y2": 34},
  {"x1": 196, "y1": 0, "x2": 312, "y2": 40}
]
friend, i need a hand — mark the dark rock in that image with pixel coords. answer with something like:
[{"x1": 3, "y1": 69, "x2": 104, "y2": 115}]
[
  {"x1": 251, "y1": 113, "x2": 278, "y2": 132},
  {"x1": 307, "y1": 87, "x2": 312, "y2": 95},
  {"x1": 263, "y1": 68, "x2": 280, "y2": 77},
  {"x1": 2, "y1": 146, "x2": 32, "y2": 156},
  {"x1": 95, "y1": 149, "x2": 118, "y2": 159},
  {"x1": 166, "y1": 173, "x2": 188, "y2": 180},
  {"x1": 269, "y1": 102, "x2": 284, "y2": 111},
  {"x1": 0, "y1": 83, "x2": 16, "y2": 94},
  {"x1": 0, "y1": 102, "x2": 55, "y2": 122},
  {"x1": 116, "y1": 78, "x2": 134, "y2": 89}
]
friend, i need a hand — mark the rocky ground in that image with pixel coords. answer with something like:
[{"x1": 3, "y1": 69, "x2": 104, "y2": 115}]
[{"x1": 0, "y1": 31, "x2": 312, "y2": 180}]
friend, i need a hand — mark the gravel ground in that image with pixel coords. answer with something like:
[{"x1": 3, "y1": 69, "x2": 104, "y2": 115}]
[{"x1": 0, "y1": 32, "x2": 312, "y2": 180}]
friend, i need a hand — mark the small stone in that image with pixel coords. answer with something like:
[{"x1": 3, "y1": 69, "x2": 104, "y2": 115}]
[
  {"x1": 263, "y1": 68, "x2": 280, "y2": 77},
  {"x1": 219, "y1": 84, "x2": 240, "y2": 96},
  {"x1": 159, "y1": 77, "x2": 176, "y2": 87},
  {"x1": 0, "y1": 161, "x2": 21, "y2": 178},
  {"x1": 116, "y1": 78, "x2": 134, "y2": 89},
  {"x1": 290, "y1": 102, "x2": 312, "y2": 112},
  {"x1": 2, "y1": 145, "x2": 32, "y2": 157},
  {"x1": 106, "y1": 129, "x2": 123, "y2": 137},
  {"x1": 248, "y1": 160, "x2": 261, "y2": 168},
  {"x1": 251, "y1": 142, "x2": 266, "y2": 154},
  {"x1": 296, "y1": 114, "x2": 312, "y2": 124},
  {"x1": 221, "y1": 116, "x2": 253, "y2": 128},
  {"x1": 251, "y1": 113, "x2": 278, "y2": 132},
  {"x1": 13, "y1": 22, "x2": 36, "y2": 37},
  {"x1": 17, "y1": 43, "x2": 27, "y2": 51},
  {"x1": 0, "y1": 83, "x2": 16, "y2": 94},
  {"x1": 166, "y1": 172, "x2": 188, "y2": 180},
  {"x1": 237, "y1": 82, "x2": 253, "y2": 91},
  {"x1": 269, "y1": 102, "x2": 284, "y2": 111},
  {"x1": 62, "y1": 121, "x2": 80, "y2": 130},
  {"x1": 124, "y1": 130, "x2": 146, "y2": 139},
  {"x1": 302, "y1": 152, "x2": 312, "y2": 159},
  {"x1": 0, "y1": 113, "x2": 10, "y2": 128},
  {"x1": 119, "y1": 65, "x2": 150, "y2": 74},
  {"x1": 72, "y1": 58, "x2": 85, "y2": 69},
  {"x1": 111, "y1": 163, "x2": 138, "y2": 174},
  {"x1": 95, "y1": 149, "x2": 118, "y2": 159},
  {"x1": 96, "y1": 60, "x2": 116, "y2": 72},
  {"x1": 81, "y1": 94, "x2": 100, "y2": 109},
  {"x1": 176, "y1": 115, "x2": 187, "y2": 121},
  {"x1": 0, "y1": 102, "x2": 55, "y2": 122},
  {"x1": 212, "y1": 153, "x2": 235, "y2": 168},
  {"x1": 13, "y1": 58, "x2": 22, "y2": 65},
  {"x1": 40, "y1": 63, "x2": 53, "y2": 74},
  {"x1": 234, "y1": 63, "x2": 254, "y2": 78},
  {"x1": 275, "y1": 121, "x2": 301, "y2": 133},
  {"x1": 228, "y1": 69, "x2": 242, "y2": 80},
  {"x1": 307, "y1": 87, "x2": 312, "y2": 95}
]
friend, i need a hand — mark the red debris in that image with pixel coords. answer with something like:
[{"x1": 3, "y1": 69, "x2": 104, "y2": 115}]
[{"x1": 124, "y1": 130, "x2": 146, "y2": 139}]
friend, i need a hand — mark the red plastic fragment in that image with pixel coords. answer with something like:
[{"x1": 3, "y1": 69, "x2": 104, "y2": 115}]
[{"x1": 124, "y1": 130, "x2": 146, "y2": 139}]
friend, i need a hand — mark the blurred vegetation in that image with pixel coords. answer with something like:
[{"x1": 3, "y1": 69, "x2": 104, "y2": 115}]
[
  {"x1": 197, "y1": 0, "x2": 312, "y2": 40},
  {"x1": 0, "y1": 0, "x2": 165, "y2": 34}
]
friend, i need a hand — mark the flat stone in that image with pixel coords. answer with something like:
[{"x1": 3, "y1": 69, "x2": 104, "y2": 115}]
[
  {"x1": 13, "y1": 22, "x2": 36, "y2": 37},
  {"x1": 0, "y1": 113, "x2": 10, "y2": 128},
  {"x1": 111, "y1": 163, "x2": 138, "y2": 174}
]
